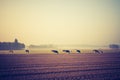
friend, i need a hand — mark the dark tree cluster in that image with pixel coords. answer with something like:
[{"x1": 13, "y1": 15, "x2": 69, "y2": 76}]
[
  {"x1": 109, "y1": 44, "x2": 119, "y2": 49},
  {"x1": 0, "y1": 39, "x2": 25, "y2": 50}
]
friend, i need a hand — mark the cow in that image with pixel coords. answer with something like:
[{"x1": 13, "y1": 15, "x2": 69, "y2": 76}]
[
  {"x1": 63, "y1": 50, "x2": 70, "y2": 54},
  {"x1": 93, "y1": 49, "x2": 103, "y2": 54},
  {"x1": 52, "y1": 50, "x2": 59, "y2": 54},
  {"x1": 76, "y1": 49, "x2": 81, "y2": 53},
  {"x1": 25, "y1": 50, "x2": 29, "y2": 53}
]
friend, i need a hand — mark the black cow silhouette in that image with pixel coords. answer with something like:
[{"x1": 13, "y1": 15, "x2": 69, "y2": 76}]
[
  {"x1": 63, "y1": 50, "x2": 70, "y2": 54},
  {"x1": 25, "y1": 50, "x2": 29, "y2": 53},
  {"x1": 52, "y1": 50, "x2": 59, "y2": 54},
  {"x1": 76, "y1": 50, "x2": 81, "y2": 53},
  {"x1": 93, "y1": 49, "x2": 103, "y2": 54}
]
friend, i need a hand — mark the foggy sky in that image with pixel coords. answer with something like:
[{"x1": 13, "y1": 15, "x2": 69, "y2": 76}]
[{"x1": 0, "y1": 0, "x2": 120, "y2": 45}]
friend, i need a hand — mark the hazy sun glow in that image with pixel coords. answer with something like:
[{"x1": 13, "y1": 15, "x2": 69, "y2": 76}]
[{"x1": 0, "y1": 0, "x2": 120, "y2": 45}]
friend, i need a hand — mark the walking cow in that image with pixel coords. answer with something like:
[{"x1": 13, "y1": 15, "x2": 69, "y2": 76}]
[{"x1": 25, "y1": 50, "x2": 29, "y2": 53}]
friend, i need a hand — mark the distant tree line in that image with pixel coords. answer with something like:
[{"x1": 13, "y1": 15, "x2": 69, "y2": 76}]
[
  {"x1": 109, "y1": 44, "x2": 120, "y2": 49},
  {"x1": 0, "y1": 39, "x2": 25, "y2": 50}
]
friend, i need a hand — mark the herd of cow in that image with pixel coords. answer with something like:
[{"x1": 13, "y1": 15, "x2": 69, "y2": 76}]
[
  {"x1": 52, "y1": 49, "x2": 103, "y2": 54},
  {"x1": 9, "y1": 49, "x2": 30, "y2": 53},
  {"x1": 9, "y1": 49, "x2": 103, "y2": 54}
]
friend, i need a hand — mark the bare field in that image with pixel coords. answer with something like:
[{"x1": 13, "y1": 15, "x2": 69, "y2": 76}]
[{"x1": 0, "y1": 53, "x2": 120, "y2": 80}]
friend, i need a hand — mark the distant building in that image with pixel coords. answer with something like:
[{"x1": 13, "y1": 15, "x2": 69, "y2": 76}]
[{"x1": 0, "y1": 39, "x2": 25, "y2": 50}]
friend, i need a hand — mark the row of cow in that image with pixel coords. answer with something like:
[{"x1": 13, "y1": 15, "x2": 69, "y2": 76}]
[
  {"x1": 9, "y1": 50, "x2": 29, "y2": 53},
  {"x1": 9, "y1": 49, "x2": 103, "y2": 54},
  {"x1": 52, "y1": 49, "x2": 103, "y2": 54}
]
